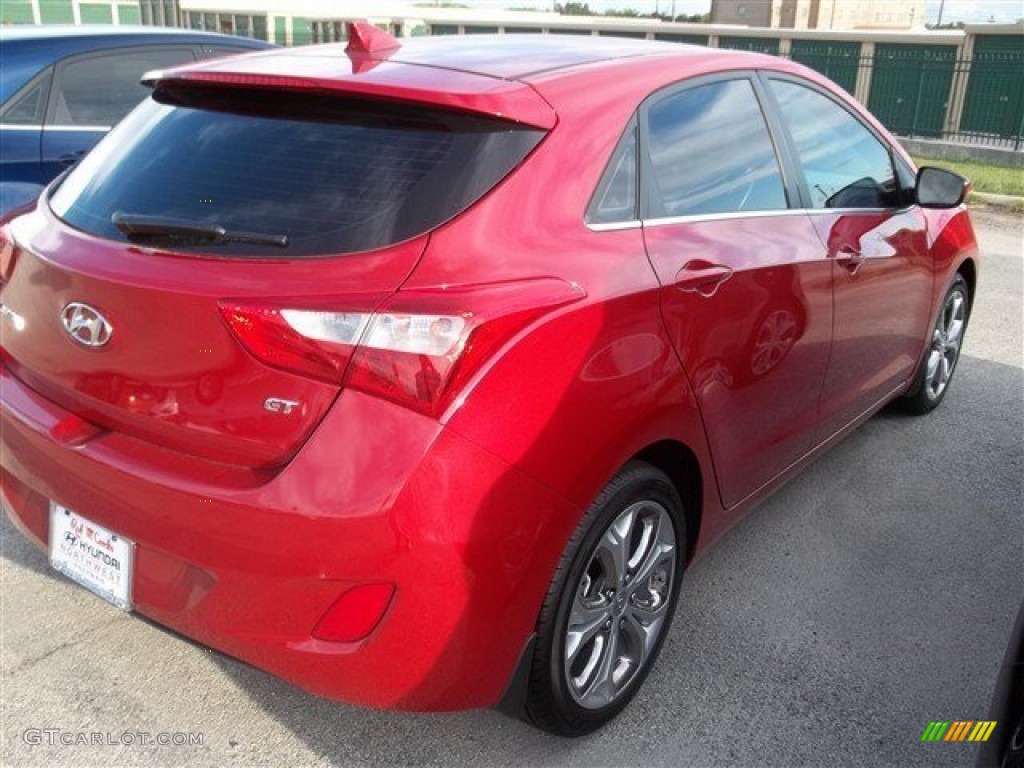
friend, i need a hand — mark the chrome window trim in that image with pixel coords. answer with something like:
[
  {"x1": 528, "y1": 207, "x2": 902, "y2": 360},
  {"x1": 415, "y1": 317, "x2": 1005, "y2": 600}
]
[
  {"x1": 587, "y1": 219, "x2": 642, "y2": 232},
  {"x1": 0, "y1": 124, "x2": 111, "y2": 131},
  {"x1": 643, "y1": 208, "x2": 806, "y2": 228},
  {"x1": 584, "y1": 205, "x2": 913, "y2": 232},
  {"x1": 42, "y1": 124, "x2": 112, "y2": 132}
]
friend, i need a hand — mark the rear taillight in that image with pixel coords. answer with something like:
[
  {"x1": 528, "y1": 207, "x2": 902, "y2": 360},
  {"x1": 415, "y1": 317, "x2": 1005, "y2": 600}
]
[
  {"x1": 220, "y1": 279, "x2": 583, "y2": 417},
  {"x1": 219, "y1": 301, "x2": 381, "y2": 384}
]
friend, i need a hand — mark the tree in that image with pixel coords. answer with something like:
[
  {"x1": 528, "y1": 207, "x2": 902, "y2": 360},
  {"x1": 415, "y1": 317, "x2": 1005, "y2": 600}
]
[{"x1": 554, "y1": 3, "x2": 594, "y2": 16}]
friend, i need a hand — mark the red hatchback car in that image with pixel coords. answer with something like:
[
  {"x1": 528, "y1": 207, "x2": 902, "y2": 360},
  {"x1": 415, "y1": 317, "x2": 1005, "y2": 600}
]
[{"x1": 0, "y1": 26, "x2": 978, "y2": 735}]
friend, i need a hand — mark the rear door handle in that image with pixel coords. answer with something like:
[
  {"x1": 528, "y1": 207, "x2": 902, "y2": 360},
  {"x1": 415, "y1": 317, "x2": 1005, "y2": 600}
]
[
  {"x1": 831, "y1": 246, "x2": 865, "y2": 274},
  {"x1": 58, "y1": 150, "x2": 86, "y2": 167},
  {"x1": 675, "y1": 260, "x2": 734, "y2": 298}
]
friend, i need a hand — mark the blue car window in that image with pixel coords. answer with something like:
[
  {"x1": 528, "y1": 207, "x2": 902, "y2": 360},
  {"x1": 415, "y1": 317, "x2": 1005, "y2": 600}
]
[{"x1": 50, "y1": 47, "x2": 194, "y2": 127}]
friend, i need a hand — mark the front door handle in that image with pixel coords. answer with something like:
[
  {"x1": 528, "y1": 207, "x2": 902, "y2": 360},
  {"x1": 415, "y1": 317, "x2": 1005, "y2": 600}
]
[
  {"x1": 831, "y1": 246, "x2": 865, "y2": 275},
  {"x1": 675, "y1": 260, "x2": 734, "y2": 298}
]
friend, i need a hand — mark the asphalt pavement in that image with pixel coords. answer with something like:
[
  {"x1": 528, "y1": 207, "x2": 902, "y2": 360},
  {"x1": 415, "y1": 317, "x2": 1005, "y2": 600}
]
[{"x1": 2, "y1": 208, "x2": 1022, "y2": 768}]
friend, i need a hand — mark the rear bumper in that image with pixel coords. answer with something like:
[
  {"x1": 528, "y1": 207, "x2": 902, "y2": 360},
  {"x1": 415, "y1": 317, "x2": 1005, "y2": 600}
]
[{"x1": 0, "y1": 364, "x2": 577, "y2": 710}]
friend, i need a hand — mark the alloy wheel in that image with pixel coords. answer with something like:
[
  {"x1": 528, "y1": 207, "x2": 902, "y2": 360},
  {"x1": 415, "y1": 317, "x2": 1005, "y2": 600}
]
[
  {"x1": 563, "y1": 501, "x2": 677, "y2": 709},
  {"x1": 924, "y1": 287, "x2": 967, "y2": 401}
]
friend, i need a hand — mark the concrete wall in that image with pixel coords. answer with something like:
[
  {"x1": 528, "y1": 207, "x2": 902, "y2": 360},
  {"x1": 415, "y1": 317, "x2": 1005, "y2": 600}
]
[
  {"x1": 900, "y1": 138, "x2": 1024, "y2": 168},
  {"x1": 710, "y1": 0, "x2": 772, "y2": 28},
  {"x1": 709, "y1": 0, "x2": 927, "y2": 30}
]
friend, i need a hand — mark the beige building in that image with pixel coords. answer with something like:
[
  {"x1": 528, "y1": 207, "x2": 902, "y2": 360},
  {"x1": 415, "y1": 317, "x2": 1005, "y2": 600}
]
[{"x1": 711, "y1": 0, "x2": 927, "y2": 30}]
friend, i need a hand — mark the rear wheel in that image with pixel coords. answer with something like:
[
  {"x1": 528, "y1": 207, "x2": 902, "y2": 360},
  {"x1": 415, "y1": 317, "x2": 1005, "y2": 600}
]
[
  {"x1": 901, "y1": 274, "x2": 969, "y2": 414},
  {"x1": 524, "y1": 462, "x2": 686, "y2": 736}
]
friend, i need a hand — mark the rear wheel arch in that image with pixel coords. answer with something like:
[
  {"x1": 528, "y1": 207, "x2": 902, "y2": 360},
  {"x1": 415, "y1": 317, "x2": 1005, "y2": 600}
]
[{"x1": 631, "y1": 440, "x2": 703, "y2": 564}]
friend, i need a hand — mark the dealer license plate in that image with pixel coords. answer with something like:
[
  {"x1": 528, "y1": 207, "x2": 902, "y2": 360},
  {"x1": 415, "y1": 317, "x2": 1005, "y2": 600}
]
[{"x1": 49, "y1": 503, "x2": 134, "y2": 611}]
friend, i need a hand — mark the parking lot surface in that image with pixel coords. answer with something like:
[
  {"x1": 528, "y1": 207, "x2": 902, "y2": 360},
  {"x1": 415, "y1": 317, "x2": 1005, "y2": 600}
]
[{"x1": 2, "y1": 208, "x2": 1022, "y2": 767}]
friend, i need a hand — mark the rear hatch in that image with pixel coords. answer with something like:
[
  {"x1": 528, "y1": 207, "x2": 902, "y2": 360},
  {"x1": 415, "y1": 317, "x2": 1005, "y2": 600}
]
[{"x1": 0, "y1": 70, "x2": 545, "y2": 468}]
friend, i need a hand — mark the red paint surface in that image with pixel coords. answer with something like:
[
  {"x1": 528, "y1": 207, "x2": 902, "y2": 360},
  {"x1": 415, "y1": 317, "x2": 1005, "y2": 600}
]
[{"x1": 0, "y1": 36, "x2": 979, "y2": 710}]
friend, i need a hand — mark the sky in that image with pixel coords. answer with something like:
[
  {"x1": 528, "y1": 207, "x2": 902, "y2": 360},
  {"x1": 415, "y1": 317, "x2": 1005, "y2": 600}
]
[{"x1": 451, "y1": 1, "x2": 1024, "y2": 24}]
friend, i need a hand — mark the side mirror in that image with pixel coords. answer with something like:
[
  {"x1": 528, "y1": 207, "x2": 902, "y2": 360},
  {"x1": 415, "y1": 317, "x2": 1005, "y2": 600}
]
[{"x1": 916, "y1": 166, "x2": 969, "y2": 209}]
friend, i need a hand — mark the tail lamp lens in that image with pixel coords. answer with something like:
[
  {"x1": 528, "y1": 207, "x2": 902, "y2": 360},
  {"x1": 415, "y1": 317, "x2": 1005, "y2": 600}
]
[{"x1": 219, "y1": 279, "x2": 583, "y2": 417}]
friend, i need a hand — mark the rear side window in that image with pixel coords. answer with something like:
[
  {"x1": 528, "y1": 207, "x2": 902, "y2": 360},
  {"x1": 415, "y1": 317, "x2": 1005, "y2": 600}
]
[
  {"x1": 768, "y1": 79, "x2": 899, "y2": 209},
  {"x1": 645, "y1": 79, "x2": 788, "y2": 218},
  {"x1": 50, "y1": 87, "x2": 545, "y2": 257},
  {"x1": 50, "y1": 48, "x2": 195, "y2": 127}
]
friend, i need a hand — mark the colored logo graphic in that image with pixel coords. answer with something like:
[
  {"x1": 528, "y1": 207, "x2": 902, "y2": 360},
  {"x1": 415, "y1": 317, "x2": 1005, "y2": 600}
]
[{"x1": 921, "y1": 721, "x2": 997, "y2": 742}]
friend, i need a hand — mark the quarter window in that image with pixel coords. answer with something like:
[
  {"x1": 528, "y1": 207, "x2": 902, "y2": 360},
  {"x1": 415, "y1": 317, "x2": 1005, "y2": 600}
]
[
  {"x1": 0, "y1": 72, "x2": 51, "y2": 125},
  {"x1": 768, "y1": 79, "x2": 899, "y2": 209},
  {"x1": 645, "y1": 79, "x2": 788, "y2": 218},
  {"x1": 587, "y1": 124, "x2": 637, "y2": 224}
]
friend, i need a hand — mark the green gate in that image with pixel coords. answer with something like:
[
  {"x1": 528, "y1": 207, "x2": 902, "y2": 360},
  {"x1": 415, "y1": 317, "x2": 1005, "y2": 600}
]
[
  {"x1": 718, "y1": 36, "x2": 780, "y2": 55},
  {"x1": 790, "y1": 40, "x2": 861, "y2": 95},
  {"x1": 868, "y1": 43, "x2": 957, "y2": 137},
  {"x1": 960, "y1": 34, "x2": 1024, "y2": 144}
]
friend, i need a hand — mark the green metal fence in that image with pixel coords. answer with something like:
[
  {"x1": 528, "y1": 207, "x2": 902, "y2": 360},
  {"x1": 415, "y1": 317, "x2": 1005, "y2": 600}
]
[
  {"x1": 718, "y1": 35, "x2": 780, "y2": 55},
  {"x1": 788, "y1": 40, "x2": 1023, "y2": 148},
  {"x1": 867, "y1": 43, "x2": 958, "y2": 139},
  {"x1": 960, "y1": 35, "x2": 1024, "y2": 144},
  {"x1": 789, "y1": 40, "x2": 860, "y2": 95}
]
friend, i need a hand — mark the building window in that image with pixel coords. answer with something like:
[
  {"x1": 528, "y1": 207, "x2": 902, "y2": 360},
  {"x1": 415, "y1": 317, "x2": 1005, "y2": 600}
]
[
  {"x1": 188, "y1": 13, "x2": 268, "y2": 40},
  {"x1": 311, "y1": 20, "x2": 346, "y2": 43}
]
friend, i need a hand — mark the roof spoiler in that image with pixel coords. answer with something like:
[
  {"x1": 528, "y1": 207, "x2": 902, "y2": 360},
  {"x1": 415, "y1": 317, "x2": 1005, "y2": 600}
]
[{"x1": 140, "y1": 25, "x2": 557, "y2": 130}]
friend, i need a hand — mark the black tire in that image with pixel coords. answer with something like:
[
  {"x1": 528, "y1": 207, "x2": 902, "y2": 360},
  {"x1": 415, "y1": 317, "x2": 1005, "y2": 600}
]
[
  {"x1": 523, "y1": 461, "x2": 687, "y2": 736},
  {"x1": 900, "y1": 273, "x2": 970, "y2": 415}
]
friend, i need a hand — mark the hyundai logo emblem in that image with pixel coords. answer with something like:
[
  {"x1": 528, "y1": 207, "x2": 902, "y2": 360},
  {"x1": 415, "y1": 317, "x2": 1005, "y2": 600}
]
[{"x1": 61, "y1": 302, "x2": 113, "y2": 348}]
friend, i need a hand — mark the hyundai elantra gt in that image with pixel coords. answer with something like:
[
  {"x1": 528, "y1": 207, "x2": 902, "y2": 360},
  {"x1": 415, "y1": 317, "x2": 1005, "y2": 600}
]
[{"x1": 0, "y1": 24, "x2": 978, "y2": 735}]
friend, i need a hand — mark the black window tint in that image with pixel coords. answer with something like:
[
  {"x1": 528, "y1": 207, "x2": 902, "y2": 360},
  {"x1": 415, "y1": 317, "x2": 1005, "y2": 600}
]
[
  {"x1": 588, "y1": 124, "x2": 637, "y2": 224},
  {"x1": 646, "y1": 79, "x2": 787, "y2": 217},
  {"x1": 0, "y1": 72, "x2": 51, "y2": 125},
  {"x1": 51, "y1": 48, "x2": 194, "y2": 127},
  {"x1": 769, "y1": 80, "x2": 898, "y2": 209},
  {"x1": 50, "y1": 87, "x2": 545, "y2": 258}
]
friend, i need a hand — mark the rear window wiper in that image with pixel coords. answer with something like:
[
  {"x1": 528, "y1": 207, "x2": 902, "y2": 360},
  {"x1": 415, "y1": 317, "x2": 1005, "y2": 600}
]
[{"x1": 112, "y1": 212, "x2": 288, "y2": 249}]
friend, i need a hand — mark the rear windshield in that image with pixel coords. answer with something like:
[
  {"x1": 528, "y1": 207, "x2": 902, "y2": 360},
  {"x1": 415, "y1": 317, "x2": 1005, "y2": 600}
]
[{"x1": 50, "y1": 85, "x2": 545, "y2": 257}]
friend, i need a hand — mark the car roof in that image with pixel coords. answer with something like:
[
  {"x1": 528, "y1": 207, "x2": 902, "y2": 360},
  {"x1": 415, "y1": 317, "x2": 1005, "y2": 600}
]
[
  {"x1": 374, "y1": 33, "x2": 714, "y2": 80},
  {"x1": 149, "y1": 33, "x2": 761, "y2": 129}
]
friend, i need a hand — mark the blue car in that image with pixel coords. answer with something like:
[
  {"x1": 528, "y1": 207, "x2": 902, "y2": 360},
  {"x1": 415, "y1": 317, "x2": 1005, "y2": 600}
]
[{"x1": 0, "y1": 26, "x2": 273, "y2": 214}]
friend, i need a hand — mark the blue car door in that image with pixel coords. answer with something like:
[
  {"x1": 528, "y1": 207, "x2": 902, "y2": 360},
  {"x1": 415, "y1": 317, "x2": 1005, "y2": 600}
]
[
  {"x1": 0, "y1": 68, "x2": 53, "y2": 185},
  {"x1": 40, "y1": 46, "x2": 197, "y2": 180}
]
